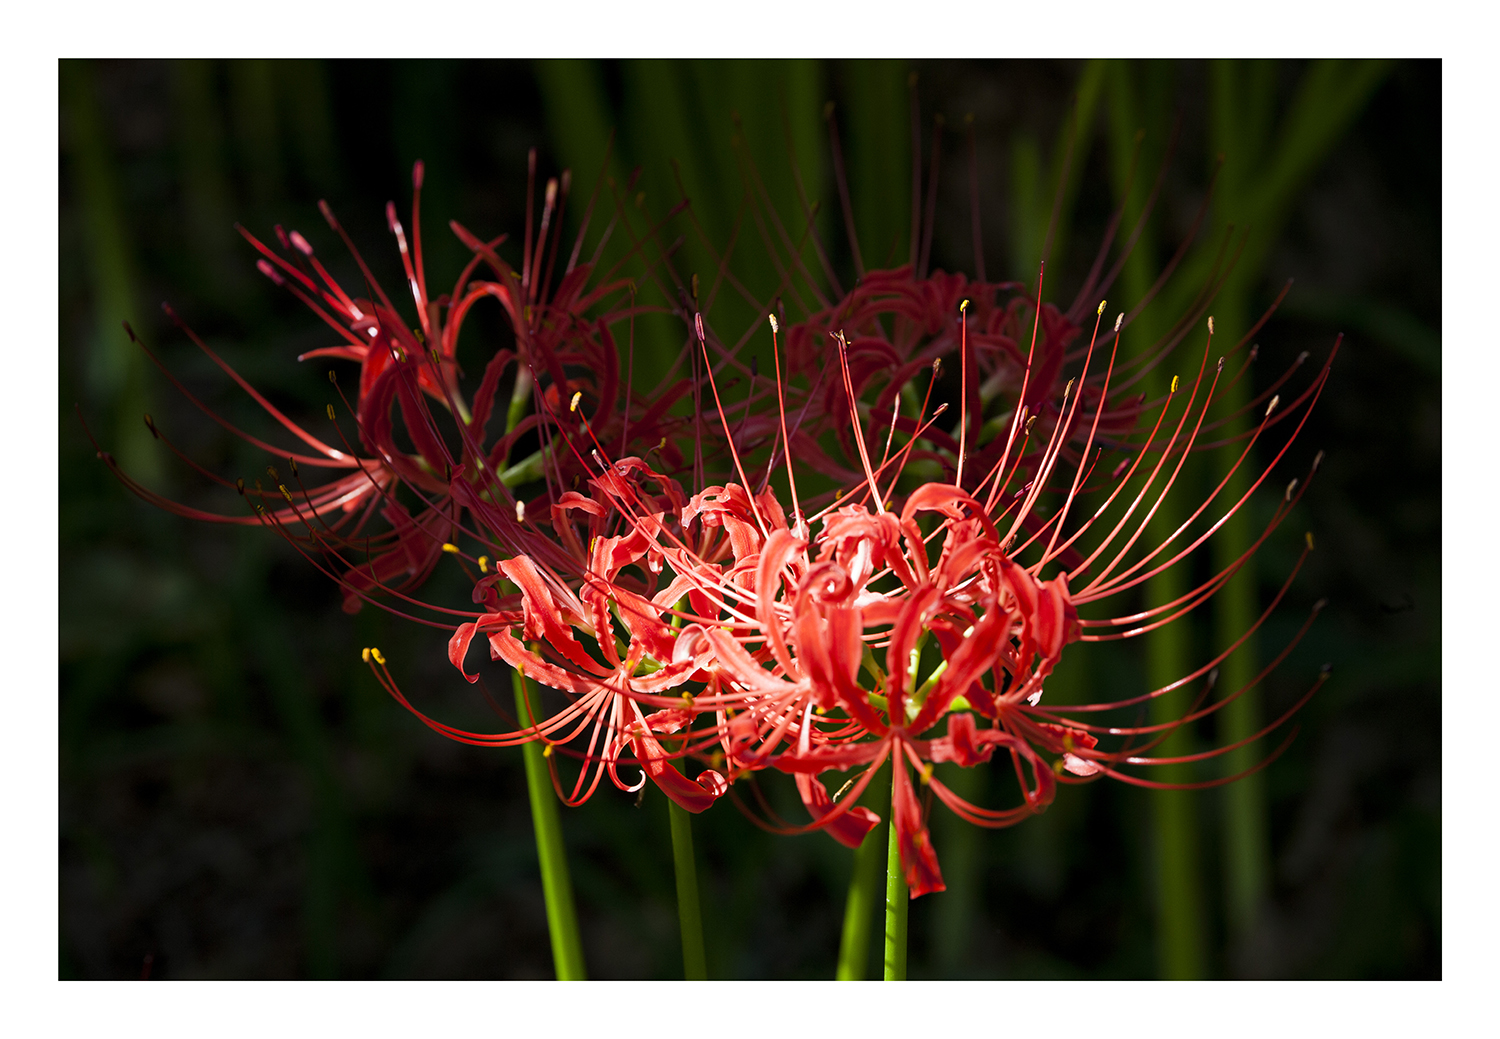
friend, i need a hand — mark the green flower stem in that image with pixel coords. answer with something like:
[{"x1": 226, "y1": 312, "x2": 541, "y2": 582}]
[
  {"x1": 882, "y1": 767, "x2": 909, "y2": 981},
  {"x1": 513, "y1": 666, "x2": 587, "y2": 980},
  {"x1": 836, "y1": 761, "x2": 889, "y2": 980},
  {"x1": 667, "y1": 798, "x2": 708, "y2": 980}
]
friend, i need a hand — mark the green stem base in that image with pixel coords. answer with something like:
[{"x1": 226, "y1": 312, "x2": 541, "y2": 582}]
[
  {"x1": 514, "y1": 667, "x2": 587, "y2": 980},
  {"x1": 668, "y1": 797, "x2": 708, "y2": 980}
]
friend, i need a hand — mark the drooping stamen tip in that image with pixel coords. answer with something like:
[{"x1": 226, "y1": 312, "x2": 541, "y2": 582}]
[
  {"x1": 515, "y1": 499, "x2": 526, "y2": 523},
  {"x1": 570, "y1": 391, "x2": 583, "y2": 413},
  {"x1": 442, "y1": 542, "x2": 460, "y2": 554},
  {"x1": 694, "y1": 313, "x2": 706, "y2": 343},
  {"x1": 960, "y1": 298, "x2": 969, "y2": 313},
  {"x1": 1305, "y1": 530, "x2": 1315, "y2": 550},
  {"x1": 328, "y1": 370, "x2": 338, "y2": 384},
  {"x1": 767, "y1": 313, "x2": 779, "y2": 334},
  {"x1": 1097, "y1": 299, "x2": 1107, "y2": 317},
  {"x1": 256, "y1": 259, "x2": 285, "y2": 286},
  {"x1": 1313, "y1": 597, "x2": 1328, "y2": 612},
  {"x1": 143, "y1": 413, "x2": 158, "y2": 438},
  {"x1": 290, "y1": 231, "x2": 314, "y2": 257},
  {"x1": 477, "y1": 555, "x2": 490, "y2": 573},
  {"x1": 362, "y1": 647, "x2": 371, "y2": 663},
  {"x1": 412, "y1": 160, "x2": 425, "y2": 189},
  {"x1": 932, "y1": 357, "x2": 943, "y2": 379},
  {"x1": 1170, "y1": 375, "x2": 1180, "y2": 393},
  {"x1": 1285, "y1": 478, "x2": 1299, "y2": 502},
  {"x1": 1319, "y1": 662, "x2": 1333, "y2": 678},
  {"x1": 1207, "y1": 316, "x2": 1215, "y2": 335},
  {"x1": 1312, "y1": 449, "x2": 1325, "y2": 471},
  {"x1": 544, "y1": 178, "x2": 557, "y2": 205},
  {"x1": 317, "y1": 199, "x2": 338, "y2": 228},
  {"x1": 1266, "y1": 394, "x2": 1281, "y2": 417}
]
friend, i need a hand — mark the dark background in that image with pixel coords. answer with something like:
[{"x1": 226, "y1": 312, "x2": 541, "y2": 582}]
[{"x1": 59, "y1": 59, "x2": 1439, "y2": 979}]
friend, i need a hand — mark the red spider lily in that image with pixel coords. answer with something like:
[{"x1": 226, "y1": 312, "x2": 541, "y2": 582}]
[
  {"x1": 361, "y1": 288, "x2": 1338, "y2": 898},
  {"x1": 665, "y1": 111, "x2": 1316, "y2": 549},
  {"x1": 88, "y1": 154, "x2": 705, "y2": 619}
]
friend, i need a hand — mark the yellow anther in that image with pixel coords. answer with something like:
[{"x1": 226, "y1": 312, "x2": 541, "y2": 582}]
[
  {"x1": 1266, "y1": 394, "x2": 1280, "y2": 417},
  {"x1": 278, "y1": 484, "x2": 293, "y2": 503},
  {"x1": 1052, "y1": 758, "x2": 1066, "y2": 776},
  {"x1": 768, "y1": 313, "x2": 779, "y2": 334},
  {"x1": 326, "y1": 404, "x2": 336, "y2": 420},
  {"x1": 477, "y1": 555, "x2": 490, "y2": 573},
  {"x1": 1170, "y1": 375, "x2": 1180, "y2": 393},
  {"x1": 371, "y1": 648, "x2": 386, "y2": 666},
  {"x1": 1097, "y1": 299, "x2": 1107, "y2": 316},
  {"x1": 361, "y1": 647, "x2": 371, "y2": 663},
  {"x1": 542, "y1": 744, "x2": 553, "y2": 758},
  {"x1": 1115, "y1": 313, "x2": 1124, "y2": 331},
  {"x1": 442, "y1": 542, "x2": 460, "y2": 554},
  {"x1": 515, "y1": 500, "x2": 526, "y2": 524},
  {"x1": 681, "y1": 693, "x2": 695, "y2": 710},
  {"x1": 960, "y1": 298, "x2": 969, "y2": 313},
  {"x1": 1306, "y1": 531, "x2": 1316, "y2": 551},
  {"x1": 590, "y1": 536, "x2": 599, "y2": 555},
  {"x1": 570, "y1": 391, "x2": 582, "y2": 412},
  {"x1": 1207, "y1": 316, "x2": 1215, "y2": 335}
]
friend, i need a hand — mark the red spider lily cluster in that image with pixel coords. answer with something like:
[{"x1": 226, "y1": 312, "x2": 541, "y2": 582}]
[
  {"x1": 93, "y1": 153, "x2": 1337, "y2": 899},
  {"x1": 98, "y1": 155, "x2": 694, "y2": 613}
]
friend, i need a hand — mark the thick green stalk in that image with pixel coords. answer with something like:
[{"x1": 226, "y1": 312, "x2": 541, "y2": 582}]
[
  {"x1": 513, "y1": 667, "x2": 587, "y2": 980},
  {"x1": 1104, "y1": 61, "x2": 1209, "y2": 979},
  {"x1": 667, "y1": 798, "x2": 708, "y2": 980},
  {"x1": 882, "y1": 769, "x2": 909, "y2": 981},
  {"x1": 836, "y1": 761, "x2": 889, "y2": 980}
]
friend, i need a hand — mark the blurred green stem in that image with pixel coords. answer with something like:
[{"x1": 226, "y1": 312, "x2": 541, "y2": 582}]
[
  {"x1": 836, "y1": 760, "x2": 889, "y2": 980},
  {"x1": 62, "y1": 59, "x2": 159, "y2": 486},
  {"x1": 882, "y1": 767, "x2": 909, "y2": 981},
  {"x1": 513, "y1": 664, "x2": 587, "y2": 980},
  {"x1": 668, "y1": 798, "x2": 708, "y2": 979},
  {"x1": 1104, "y1": 60, "x2": 1208, "y2": 979}
]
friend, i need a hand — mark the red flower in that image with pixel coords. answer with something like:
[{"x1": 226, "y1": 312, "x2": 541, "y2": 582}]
[
  {"x1": 360, "y1": 294, "x2": 1336, "y2": 898},
  {"x1": 92, "y1": 155, "x2": 700, "y2": 617}
]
